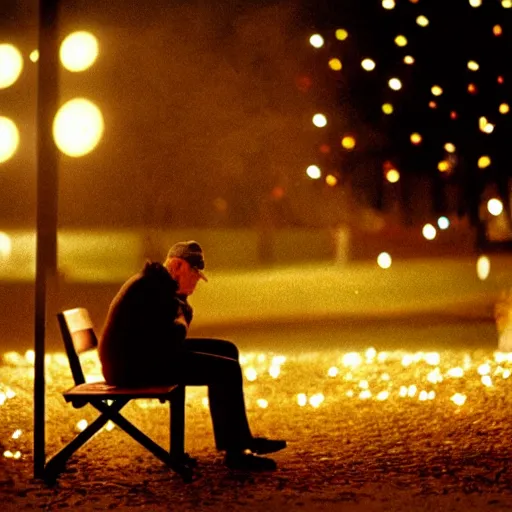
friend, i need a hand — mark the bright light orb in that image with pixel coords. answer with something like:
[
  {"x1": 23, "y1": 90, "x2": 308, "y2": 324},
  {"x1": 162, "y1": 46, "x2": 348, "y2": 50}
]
[
  {"x1": 60, "y1": 31, "x2": 99, "y2": 72},
  {"x1": 309, "y1": 34, "x2": 324, "y2": 48},
  {"x1": 312, "y1": 113, "x2": 327, "y2": 127},
  {"x1": 444, "y1": 142, "x2": 456, "y2": 153},
  {"x1": 431, "y1": 85, "x2": 443, "y2": 96},
  {"x1": 328, "y1": 58, "x2": 342, "y2": 71},
  {"x1": 468, "y1": 60, "x2": 479, "y2": 71},
  {"x1": 487, "y1": 198, "x2": 503, "y2": 216},
  {"x1": 386, "y1": 169, "x2": 400, "y2": 183},
  {"x1": 469, "y1": 0, "x2": 482, "y2": 6},
  {"x1": 422, "y1": 224, "x2": 437, "y2": 240},
  {"x1": 306, "y1": 165, "x2": 321, "y2": 180},
  {"x1": 377, "y1": 252, "x2": 392, "y2": 269},
  {"x1": 437, "y1": 216, "x2": 450, "y2": 230},
  {"x1": 493, "y1": 25, "x2": 503, "y2": 36},
  {"x1": 53, "y1": 98, "x2": 104, "y2": 157},
  {"x1": 395, "y1": 35, "x2": 408, "y2": 47},
  {"x1": 478, "y1": 155, "x2": 491, "y2": 169},
  {"x1": 499, "y1": 103, "x2": 509, "y2": 114},
  {"x1": 502, "y1": 0, "x2": 512, "y2": 8},
  {"x1": 361, "y1": 58, "x2": 376, "y2": 71},
  {"x1": 0, "y1": 44, "x2": 23, "y2": 89},
  {"x1": 341, "y1": 136, "x2": 356, "y2": 150},
  {"x1": 335, "y1": 29, "x2": 349, "y2": 41},
  {"x1": 416, "y1": 15, "x2": 429, "y2": 27},
  {"x1": 404, "y1": 55, "x2": 415, "y2": 65},
  {"x1": 410, "y1": 132, "x2": 422, "y2": 145},
  {"x1": 29, "y1": 50, "x2": 39, "y2": 63},
  {"x1": 477, "y1": 255, "x2": 490, "y2": 281},
  {"x1": 0, "y1": 232, "x2": 12, "y2": 259},
  {"x1": 382, "y1": 0, "x2": 396, "y2": 9},
  {"x1": 438, "y1": 160, "x2": 451, "y2": 172},
  {"x1": 388, "y1": 78, "x2": 402, "y2": 90},
  {"x1": 0, "y1": 117, "x2": 20, "y2": 163},
  {"x1": 382, "y1": 103, "x2": 394, "y2": 114},
  {"x1": 325, "y1": 174, "x2": 338, "y2": 187}
]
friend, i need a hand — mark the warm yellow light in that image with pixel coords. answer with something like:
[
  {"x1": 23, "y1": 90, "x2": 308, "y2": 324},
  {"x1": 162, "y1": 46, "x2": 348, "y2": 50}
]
[
  {"x1": 444, "y1": 143, "x2": 456, "y2": 153},
  {"x1": 429, "y1": 101, "x2": 437, "y2": 109},
  {"x1": 309, "y1": 34, "x2": 324, "y2": 48},
  {"x1": 499, "y1": 103, "x2": 509, "y2": 114},
  {"x1": 431, "y1": 85, "x2": 443, "y2": 96},
  {"x1": 422, "y1": 223, "x2": 437, "y2": 240},
  {"x1": 487, "y1": 198, "x2": 503, "y2": 216},
  {"x1": 0, "y1": 232, "x2": 12, "y2": 259},
  {"x1": 477, "y1": 255, "x2": 490, "y2": 280},
  {"x1": 479, "y1": 117, "x2": 494, "y2": 134},
  {"x1": 395, "y1": 35, "x2": 408, "y2": 47},
  {"x1": 403, "y1": 55, "x2": 415, "y2": 65},
  {"x1": 377, "y1": 252, "x2": 392, "y2": 269},
  {"x1": 437, "y1": 217, "x2": 450, "y2": 230},
  {"x1": 0, "y1": 44, "x2": 23, "y2": 89},
  {"x1": 327, "y1": 366, "x2": 339, "y2": 377},
  {"x1": 410, "y1": 132, "x2": 422, "y2": 145},
  {"x1": 312, "y1": 113, "x2": 327, "y2": 127},
  {"x1": 468, "y1": 60, "x2": 479, "y2": 71},
  {"x1": 328, "y1": 58, "x2": 342, "y2": 71},
  {"x1": 478, "y1": 155, "x2": 491, "y2": 169},
  {"x1": 382, "y1": 103, "x2": 394, "y2": 114},
  {"x1": 309, "y1": 393, "x2": 324, "y2": 407},
  {"x1": 416, "y1": 15, "x2": 429, "y2": 27},
  {"x1": 0, "y1": 117, "x2": 20, "y2": 163},
  {"x1": 244, "y1": 367, "x2": 258, "y2": 381},
  {"x1": 76, "y1": 419, "x2": 88, "y2": 432},
  {"x1": 306, "y1": 165, "x2": 321, "y2": 179},
  {"x1": 502, "y1": 0, "x2": 512, "y2": 8},
  {"x1": 382, "y1": 0, "x2": 396, "y2": 9},
  {"x1": 341, "y1": 136, "x2": 356, "y2": 150},
  {"x1": 469, "y1": 0, "x2": 482, "y2": 7},
  {"x1": 256, "y1": 398, "x2": 268, "y2": 409},
  {"x1": 53, "y1": 98, "x2": 104, "y2": 157},
  {"x1": 335, "y1": 29, "x2": 349, "y2": 41},
  {"x1": 297, "y1": 393, "x2": 307, "y2": 406},
  {"x1": 29, "y1": 50, "x2": 39, "y2": 63},
  {"x1": 438, "y1": 160, "x2": 450, "y2": 172},
  {"x1": 493, "y1": 25, "x2": 503, "y2": 36},
  {"x1": 361, "y1": 58, "x2": 376, "y2": 71},
  {"x1": 325, "y1": 174, "x2": 338, "y2": 186},
  {"x1": 388, "y1": 78, "x2": 402, "y2": 90},
  {"x1": 60, "y1": 31, "x2": 99, "y2": 72},
  {"x1": 342, "y1": 352, "x2": 362, "y2": 367},
  {"x1": 386, "y1": 169, "x2": 400, "y2": 183}
]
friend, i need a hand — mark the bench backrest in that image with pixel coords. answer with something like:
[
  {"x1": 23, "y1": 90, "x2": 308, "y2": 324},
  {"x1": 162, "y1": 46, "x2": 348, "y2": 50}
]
[{"x1": 57, "y1": 308, "x2": 98, "y2": 386}]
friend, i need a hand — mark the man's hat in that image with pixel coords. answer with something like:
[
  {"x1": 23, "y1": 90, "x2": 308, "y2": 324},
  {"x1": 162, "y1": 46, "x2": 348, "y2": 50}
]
[{"x1": 167, "y1": 240, "x2": 208, "y2": 281}]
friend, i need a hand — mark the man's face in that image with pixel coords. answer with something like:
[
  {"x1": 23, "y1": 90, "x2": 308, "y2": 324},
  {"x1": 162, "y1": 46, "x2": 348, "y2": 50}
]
[{"x1": 176, "y1": 260, "x2": 203, "y2": 295}]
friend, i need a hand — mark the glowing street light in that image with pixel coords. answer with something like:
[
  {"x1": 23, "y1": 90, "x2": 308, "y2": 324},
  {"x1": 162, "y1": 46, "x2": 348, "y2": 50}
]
[
  {"x1": 0, "y1": 117, "x2": 20, "y2": 163},
  {"x1": 60, "y1": 31, "x2": 99, "y2": 72},
  {"x1": 312, "y1": 113, "x2": 327, "y2": 127},
  {"x1": 0, "y1": 44, "x2": 23, "y2": 89},
  {"x1": 487, "y1": 198, "x2": 503, "y2": 216},
  {"x1": 53, "y1": 98, "x2": 104, "y2": 157},
  {"x1": 309, "y1": 34, "x2": 324, "y2": 48}
]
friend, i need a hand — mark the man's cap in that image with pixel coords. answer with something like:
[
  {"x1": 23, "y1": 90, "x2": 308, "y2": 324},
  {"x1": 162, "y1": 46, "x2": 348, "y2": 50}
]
[{"x1": 167, "y1": 240, "x2": 208, "y2": 282}]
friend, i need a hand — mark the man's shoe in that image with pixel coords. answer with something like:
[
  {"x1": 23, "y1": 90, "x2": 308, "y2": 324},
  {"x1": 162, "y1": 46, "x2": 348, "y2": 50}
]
[
  {"x1": 249, "y1": 437, "x2": 287, "y2": 455},
  {"x1": 224, "y1": 452, "x2": 277, "y2": 471}
]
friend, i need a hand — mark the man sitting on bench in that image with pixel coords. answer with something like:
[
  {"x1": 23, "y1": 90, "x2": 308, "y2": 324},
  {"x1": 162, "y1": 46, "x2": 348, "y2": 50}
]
[{"x1": 98, "y1": 240, "x2": 286, "y2": 471}]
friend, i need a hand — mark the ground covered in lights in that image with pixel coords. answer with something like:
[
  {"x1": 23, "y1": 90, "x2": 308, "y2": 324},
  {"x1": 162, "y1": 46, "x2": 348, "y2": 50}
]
[{"x1": 2, "y1": 348, "x2": 512, "y2": 511}]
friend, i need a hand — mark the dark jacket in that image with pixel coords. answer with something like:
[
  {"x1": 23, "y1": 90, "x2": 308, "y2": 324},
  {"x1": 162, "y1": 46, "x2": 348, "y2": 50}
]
[{"x1": 98, "y1": 261, "x2": 193, "y2": 386}]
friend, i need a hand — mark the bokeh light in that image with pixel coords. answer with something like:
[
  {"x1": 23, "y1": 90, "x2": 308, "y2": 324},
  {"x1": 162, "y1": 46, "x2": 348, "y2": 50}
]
[
  {"x1": 328, "y1": 58, "x2": 342, "y2": 71},
  {"x1": 438, "y1": 160, "x2": 451, "y2": 173},
  {"x1": 422, "y1": 224, "x2": 437, "y2": 240},
  {"x1": 53, "y1": 98, "x2": 104, "y2": 157},
  {"x1": 325, "y1": 174, "x2": 338, "y2": 186},
  {"x1": 410, "y1": 132, "x2": 422, "y2": 145},
  {"x1": 341, "y1": 136, "x2": 356, "y2": 150},
  {"x1": 335, "y1": 29, "x2": 349, "y2": 41},
  {"x1": 476, "y1": 255, "x2": 490, "y2": 281},
  {"x1": 416, "y1": 15, "x2": 429, "y2": 27},
  {"x1": 386, "y1": 169, "x2": 400, "y2": 183},
  {"x1": 467, "y1": 60, "x2": 479, "y2": 71},
  {"x1": 478, "y1": 155, "x2": 491, "y2": 169},
  {"x1": 382, "y1": 103, "x2": 394, "y2": 114},
  {"x1": 0, "y1": 117, "x2": 20, "y2": 163},
  {"x1": 312, "y1": 113, "x2": 327, "y2": 127},
  {"x1": 306, "y1": 165, "x2": 321, "y2": 179},
  {"x1": 0, "y1": 44, "x2": 23, "y2": 89},
  {"x1": 382, "y1": 0, "x2": 396, "y2": 9},
  {"x1": 431, "y1": 85, "x2": 443, "y2": 96},
  {"x1": 493, "y1": 25, "x2": 503, "y2": 36},
  {"x1": 487, "y1": 198, "x2": 503, "y2": 216},
  {"x1": 394, "y1": 35, "x2": 408, "y2": 47},
  {"x1": 444, "y1": 143, "x2": 456, "y2": 153},
  {"x1": 377, "y1": 252, "x2": 392, "y2": 269},
  {"x1": 309, "y1": 34, "x2": 325, "y2": 48},
  {"x1": 0, "y1": 232, "x2": 12, "y2": 259},
  {"x1": 29, "y1": 50, "x2": 39, "y2": 63},
  {"x1": 499, "y1": 103, "x2": 509, "y2": 114},
  {"x1": 403, "y1": 55, "x2": 415, "y2": 65},
  {"x1": 60, "y1": 31, "x2": 99, "y2": 72},
  {"x1": 388, "y1": 78, "x2": 402, "y2": 90},
  {"x1": 361, "y1": 58, "x2": 376, "y2": 71},
  {"x1": 437, "y1": 217, "x2": 450, "y2": 230},
  {"x1": 469, "y1": 0, "x2": 482, "y2": 6}
]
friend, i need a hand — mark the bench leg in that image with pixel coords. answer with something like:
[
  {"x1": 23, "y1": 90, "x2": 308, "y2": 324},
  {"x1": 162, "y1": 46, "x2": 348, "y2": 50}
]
[{"x1": 170, "y1": 386, "x2": 185, "y2": 459}]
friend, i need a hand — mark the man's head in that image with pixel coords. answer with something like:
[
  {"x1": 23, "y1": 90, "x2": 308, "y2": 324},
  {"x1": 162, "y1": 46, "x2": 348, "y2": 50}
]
[{"x1": 164, "y1": 240, "x2": 207, "y2": 295}]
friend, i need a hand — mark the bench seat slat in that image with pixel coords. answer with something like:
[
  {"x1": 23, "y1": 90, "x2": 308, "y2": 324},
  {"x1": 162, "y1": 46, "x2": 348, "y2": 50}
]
[{"x1": 63, "y1": 381, "x2": 180, "y2": 400}]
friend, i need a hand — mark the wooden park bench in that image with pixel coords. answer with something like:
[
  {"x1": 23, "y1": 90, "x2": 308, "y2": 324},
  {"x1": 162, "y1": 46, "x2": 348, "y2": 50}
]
[{"x1": 43, "y1": 307, "x2": 193, "y2": 483}]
